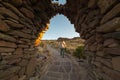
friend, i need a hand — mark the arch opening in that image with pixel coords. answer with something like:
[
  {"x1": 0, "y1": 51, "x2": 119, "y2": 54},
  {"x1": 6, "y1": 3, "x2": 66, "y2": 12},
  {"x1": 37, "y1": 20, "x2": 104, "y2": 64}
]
[
  {"x1": 43, "y1": 14, "x2": 79, "y2": 40},
  {"x1": 34, "y1": 14, "x2": 80, "y2": 46}
]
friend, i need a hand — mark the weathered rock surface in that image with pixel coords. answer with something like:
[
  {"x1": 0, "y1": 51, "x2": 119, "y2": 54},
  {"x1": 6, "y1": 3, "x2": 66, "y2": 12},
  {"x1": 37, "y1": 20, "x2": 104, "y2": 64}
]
[
  {"x1": 103, "y1": 32, "x2": 120, "y2": 39},
  {"x1": 9, "y1": 30, "x2": 31, "y2": 39},
  {"x1": 14, "y1": 48, "x2": 23, "y2": 54},
  {"x1": 0, "y1": 7, "x2": 19, "y2": 20},
  {"x1": 11, "y1": 0, "x2": 23, "y2": 6},
  {"x1": 20, "y1": 8, "x2": 34, "y2": 19},
  {"x1": 103, "y1": 67, "x2": 120, "y2": 80},
  {"x1": 104, "y1": 47, "x2": 120, "y2": 55},
  {"x1": 112, "y1": 57, "x2": 120, "y2": 71},
  {"x1": 19, "y1": 59, "x2": 28, "y2": 67},
  {"x1": 0, "y1": 32, "x2": 16, "y2": 42},
  {"x1": 97, "y1": 18, "x2": 120, "y2": 33},
  {"x1": 101, "y1": 3, "x2": 120, "y2": 24},
  {"x1": 0, "y1": 47, "x2": 15, "y2": 52},
  {"x1": 0, "y1": 41, "x2": 17, "y2": 48},
  {"x1": 98, "y1": 0, "x2": 117, "y2": 14},
  {"x1": 26, "y1": 58, "x2": 36, "y2": 77},
  {"x1": 2, "y1": 2, "x2": 25, "y2": 18},
  {"x1": 0, "y1": 20, "x2": 10, "y2": 32},
  {"x1": 5, "y1": 20, "x2": 24, "y2": 28}
]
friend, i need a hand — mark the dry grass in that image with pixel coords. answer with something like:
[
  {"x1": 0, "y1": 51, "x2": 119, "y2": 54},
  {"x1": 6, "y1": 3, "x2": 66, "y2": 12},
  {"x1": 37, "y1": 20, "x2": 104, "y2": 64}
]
[{"x1": 42, "y1": 37, "x2": 85, "y2": 55}]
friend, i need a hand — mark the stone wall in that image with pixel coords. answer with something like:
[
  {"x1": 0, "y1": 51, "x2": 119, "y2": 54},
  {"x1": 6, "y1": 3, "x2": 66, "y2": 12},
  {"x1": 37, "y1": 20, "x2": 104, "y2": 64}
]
[
  {"x1": 0, "y1": 0, "x2": 56, "y2": 80},
  {"x1": 0, "y1": 0, "x2": 120, "y2": 80},
  {"x1": 62, "y1": 0, "x2": 120, "y2": 80}
]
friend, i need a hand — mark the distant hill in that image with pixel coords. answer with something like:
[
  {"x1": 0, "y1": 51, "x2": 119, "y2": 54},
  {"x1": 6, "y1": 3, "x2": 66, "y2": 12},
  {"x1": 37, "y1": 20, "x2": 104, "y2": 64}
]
[
  {"x1": 57, "y1": 37, "x2": 70, "y2": 41},
  {"x1": 57, "y1": 37, "x2": 83, "y2": 41},
  {"x1": 42, "y1": 37, "x2": 85, "y2": 54}
]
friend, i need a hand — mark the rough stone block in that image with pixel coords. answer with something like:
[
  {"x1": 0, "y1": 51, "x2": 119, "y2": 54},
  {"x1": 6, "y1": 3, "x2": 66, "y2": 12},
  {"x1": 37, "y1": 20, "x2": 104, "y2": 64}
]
[
  {"x1": 8, "y1": 30, "x2": 31, "y2": 39},
  {"x1": 0, "y1": 73, "x2": 15, "y2": 80},
  {"x1": 96, "y1": 51, "x2": 104, "y2": 56},
  {"x1": 5, "y1": 20, "x2": 24, "y2": 28},
  {"x1": 18, "y1": 75, "x2": 26, "y2": 80},
  {"x1": 20, "y1": 8, "x2": 34, "y2": 19},
  {"x1": 26, "y1": 58, "x2": 36, "y2": 77},
  {"x1": 23, "y1": 54, "x2": 33, "y2": 59},
  {"x1": 19, "y1": 17, "x2": 33, "y2": 26},
  {"x1": 19, "y1": 59, "x2": 28, "y2": 67},
  {"x1": 18, "y1": 45, "x2": 29, "y2": 48},
  {"x1": 103, "y1": 66, "x2": 120, "y2": 80},
  {"x1": 89, "y1": 44, "x2": 97, "y2": 51},
  {"x1": 1, "y1": 52, "x2": 12, "y2": 56},
  {"x1": 103, "y1": 32, "x2": 120, "y2": 40},
  {"x1": 22, "y1": 28, "x2": 32, "y2": 34},
  {"x1": 3, "y1": 2, "x2": 25, "y2": 18},
  {"x1": 0, "y1": 47, "x2": 15, "y2": 53},
  {"x1": 0, "y1": 7, "x2": 19, "y2": 20},
  {"x1": 10, "y1": 75, "x2": 19, "y2": 80},
  {"x1": 116, "y1": 28, "x2": 120, "y2": 32},
  {"x1": 8, "y1": 58, "x2": 21, "y2": 65},
  {"x1": 108, "y1": 43, "x2": 119, "y2": 47},
  {"x1": 100, "y1": 58, "x2": 112, "y2": 68},
  {"x1": 3, "y1": 54, "x2": 23, "y2": 60},
  {"x1": 0, "y1": 15, "x2": 4, "y2": 19},
  {"x1": 0, "y1": 66, "x2": 20, "y2": 79},
  {"x1": 112, "y1": 57, "x2": 120, "y2": 71},
  {"x1": 0, "y1": 41, "x2": 17, "y2": 48},
  {"x1": 88, "y1": 0, "x2": 97, "y2": 8},
  {"x1": 0, "y1": 20, "x2": 10, "y2": 32},
  {"x1": 98, "y1": 0, "x2": 117, "y2": 14},
  {"x1": 0, "y1": 32, "x2": 16, "y2": 42},
  {"x1": 97, "y1": 44, "x2": 103, "y2": 51},
  {"x1": 20, "y1": 38, "x2": 31, "y2": 43},
  {"x1": 19, "y1": 67, "x2": 26, "y2": 77},
  {"x1": 9, "y1": 66, "x2": 21, "y2": 74},
  {"x1": 104, "y1": 47, "x2": 120, "y2": 55},
  {"x1": 88, "y1": 18, "x2": 99, "y2": 28},
  {"x1": 0, "y1": 65, "x2": 11, "y2": 70},
  {"x1": 97, "y1": 18, "x2": 120, "y2": 33},
  {"x1": 14, "y1": 48, "x2": 23, "y2": 54},
  {"x1": 101, "y1": 3, "x2": 120, "y2": 24},
  {"x1": 0, "y1": 60, "x2": 8, "y2": 64},
  {"x1": 92, "y1": 61, "x2": 101, "y2": 68},
  {"x1": 86, "y1": 35, "x2": 96, "y2": 44},
  {"x1": 96, "y1": 34, "x2": 104, "y2": 43},
  {"x1": 100, "y1": 72, "x2": 115, "y2": 80},
  {"x1": 103, "y1": 39, "x2": 118, "y2": 47},
  {"x1": 7, "y1": 18, "x2": 19, "y2": 24},
  {"x1": 11, "y1": 0, "x2": 23, "y2": 6}
]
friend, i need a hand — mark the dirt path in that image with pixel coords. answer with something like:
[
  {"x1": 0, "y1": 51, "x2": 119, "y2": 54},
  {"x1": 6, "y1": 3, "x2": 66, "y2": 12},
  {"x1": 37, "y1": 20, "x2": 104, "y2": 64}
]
[{"x1": 40, "y1": 45, "x2": 87, "y2": 80}]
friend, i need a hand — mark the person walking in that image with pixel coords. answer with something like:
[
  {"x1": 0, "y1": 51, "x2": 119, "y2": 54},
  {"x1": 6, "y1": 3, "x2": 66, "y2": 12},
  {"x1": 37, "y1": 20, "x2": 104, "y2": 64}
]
[{"x1": 59, "y1": 40, "x2": 66, "y2": 58}]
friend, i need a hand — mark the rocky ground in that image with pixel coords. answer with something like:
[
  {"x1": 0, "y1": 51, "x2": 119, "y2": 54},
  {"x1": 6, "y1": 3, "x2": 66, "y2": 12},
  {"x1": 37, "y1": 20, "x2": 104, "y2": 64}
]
[{"x1": 38, "y1": 45, "x2": 88, "y2": 80}]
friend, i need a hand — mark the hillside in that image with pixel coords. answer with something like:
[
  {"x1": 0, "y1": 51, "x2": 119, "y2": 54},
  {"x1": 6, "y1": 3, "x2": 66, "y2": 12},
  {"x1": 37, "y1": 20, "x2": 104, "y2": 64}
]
[{"x1": 42, "y1": 37, "x2": 85, "y2": 54}]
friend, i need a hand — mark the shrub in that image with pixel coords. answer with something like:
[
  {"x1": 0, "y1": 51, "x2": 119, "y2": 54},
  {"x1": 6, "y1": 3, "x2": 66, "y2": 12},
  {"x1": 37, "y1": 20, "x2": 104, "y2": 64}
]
[
  {"x1": 65, "y1": 48, "x2": 71, "y2": 54},
  {"x1": 40, "y1": 42, "x2": 44, "y2": 47},
  {"x1": 73, "y1": 46, "x2": 85, "y2": 59}
]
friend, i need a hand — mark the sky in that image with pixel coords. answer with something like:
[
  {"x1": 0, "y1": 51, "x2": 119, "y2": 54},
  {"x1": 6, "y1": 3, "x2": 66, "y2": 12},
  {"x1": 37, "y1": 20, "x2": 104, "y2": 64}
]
[
  {"x1": 42, "y1": 0, "x2": 79, "y2": 40},
  {"x1": 51, "y1": 0, "x2": 66, "y2": 4},
  {"x1": 42, "y1": 15, "x2": 80, "y2": 40}
]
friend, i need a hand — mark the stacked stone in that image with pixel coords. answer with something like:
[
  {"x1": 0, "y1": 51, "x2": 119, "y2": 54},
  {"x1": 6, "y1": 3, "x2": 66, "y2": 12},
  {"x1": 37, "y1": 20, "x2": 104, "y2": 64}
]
[
  {"x1": 0, "y1": 0, "x2": 56, "y2": 80},
  {"x1": 95, "y1": 1, "x2": 120, "y2": 80},
  {"x1": 0, "y1": 0, "x2": 120, "y2": 80},
  {"x1": 61, "y1": 0, "x2": 120, "y2": 80}
]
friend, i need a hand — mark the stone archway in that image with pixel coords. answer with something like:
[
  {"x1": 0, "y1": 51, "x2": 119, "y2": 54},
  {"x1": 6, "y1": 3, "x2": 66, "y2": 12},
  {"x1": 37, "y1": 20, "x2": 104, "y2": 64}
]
[
  {"x1": 0, "y1": 0, "x2": 120, "y2": 80},
  {"x1": 0, "y1": 0, "x2": 58, "y2": 79}
]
